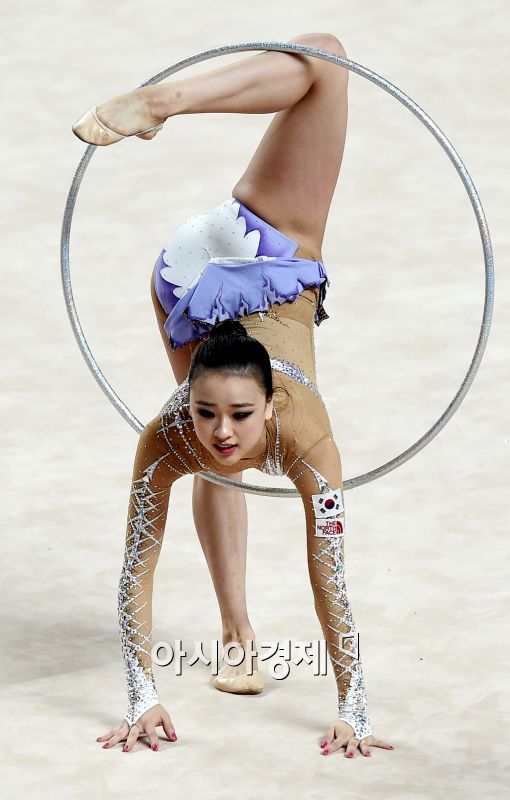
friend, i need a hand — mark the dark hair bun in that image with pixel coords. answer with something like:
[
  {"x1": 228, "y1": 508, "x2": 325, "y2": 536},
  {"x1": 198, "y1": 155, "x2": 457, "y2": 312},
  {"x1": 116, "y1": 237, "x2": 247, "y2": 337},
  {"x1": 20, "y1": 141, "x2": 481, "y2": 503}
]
[
  {"x1": 209, "y1": 319, "x2": 248, "y2": 340},
  {"x1": 189, "y1": 315, "x2": 273, "y2": 399}
]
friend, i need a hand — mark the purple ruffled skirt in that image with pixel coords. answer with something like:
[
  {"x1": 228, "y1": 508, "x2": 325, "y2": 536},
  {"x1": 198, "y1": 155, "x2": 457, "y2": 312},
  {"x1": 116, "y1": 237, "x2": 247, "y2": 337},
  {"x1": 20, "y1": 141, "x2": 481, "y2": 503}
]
[{"x1": 152, "y1": 198, "x2": 330, "y2": 350}]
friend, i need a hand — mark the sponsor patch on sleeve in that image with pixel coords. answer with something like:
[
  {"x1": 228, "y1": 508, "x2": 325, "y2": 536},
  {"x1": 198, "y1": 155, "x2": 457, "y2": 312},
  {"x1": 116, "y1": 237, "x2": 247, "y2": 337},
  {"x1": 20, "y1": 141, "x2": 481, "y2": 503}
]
[{"x1": 314, "y1": 513, "x2": 345, "y2": 538}]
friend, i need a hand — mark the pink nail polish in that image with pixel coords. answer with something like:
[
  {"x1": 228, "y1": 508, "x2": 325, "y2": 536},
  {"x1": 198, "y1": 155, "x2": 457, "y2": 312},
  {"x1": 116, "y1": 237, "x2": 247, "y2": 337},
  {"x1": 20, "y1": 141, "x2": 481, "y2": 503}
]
[
  {"x1": 347, "y1": 753, "x2": 353, "y2": 758},
  {"x1": 103, "y1": 743, "x2": 110, "y2": 748},
  {"x1": 323, "y1": 749, "x2": 329, "y2": 755},
  {"x1": 96, "y1": 737, "x2": 102, "y2": 742},
  {"x1": 152, "y1": 743, "x2": 159, "y2": 751},
  {"x1": 320, "y1": 741, "x2": 327, "y2": 748},
  {"x1": 123, "y1": 746, "x2": 128, "y2": 752},
  {"x1": 170, "y1": 733, "x2": 177, "y2": 741}
]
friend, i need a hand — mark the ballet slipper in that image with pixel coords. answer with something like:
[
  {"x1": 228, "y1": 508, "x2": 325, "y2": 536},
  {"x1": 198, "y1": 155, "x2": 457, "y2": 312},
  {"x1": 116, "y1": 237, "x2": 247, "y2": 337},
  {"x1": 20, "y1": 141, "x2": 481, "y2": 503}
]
[
  {"x1": 72, "y1": 102, "x2": 165, "y2": 146},
  {"x1": 212, "y1": 660, "x2": 265, "y2": 695}
]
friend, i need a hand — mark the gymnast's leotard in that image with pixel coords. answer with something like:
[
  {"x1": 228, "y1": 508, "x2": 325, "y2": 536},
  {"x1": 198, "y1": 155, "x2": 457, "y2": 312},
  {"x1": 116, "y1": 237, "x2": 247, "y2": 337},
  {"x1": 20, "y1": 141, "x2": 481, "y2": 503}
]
[{"x1": 117, "y1": 198, "x2": 374, "y2": 741}]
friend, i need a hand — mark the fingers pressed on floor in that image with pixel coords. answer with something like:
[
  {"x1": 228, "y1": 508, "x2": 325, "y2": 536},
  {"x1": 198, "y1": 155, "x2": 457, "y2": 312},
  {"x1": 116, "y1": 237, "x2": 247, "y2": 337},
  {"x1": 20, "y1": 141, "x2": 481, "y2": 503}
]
[
  {"x1": 345, "y1": 739, "x2": 359, "y2": 757},
  {"x1": 327, "y1": 738, "x2": 347, "y2": 754},
  {"x1": 124, "y1": 732, "x2": 137, "y2": 751},
  {"x1": 323, "y1": 727, "x2": 335, "y2": 745},
  {"x1": 145, "y1": 726, "x2": 158, "y2": 750},
  {"x1": 96, "y1": 731, "x2": 114, "y2": 742},
  {"x1": 162, "y1": 718, "x2": 176, "y2": 742},
  {"x1": 103, "y1": 737, "x2": 120, "y2": 749},
  {"x1": 123, "y1": 731, "x2": 140, "y2": 751}
]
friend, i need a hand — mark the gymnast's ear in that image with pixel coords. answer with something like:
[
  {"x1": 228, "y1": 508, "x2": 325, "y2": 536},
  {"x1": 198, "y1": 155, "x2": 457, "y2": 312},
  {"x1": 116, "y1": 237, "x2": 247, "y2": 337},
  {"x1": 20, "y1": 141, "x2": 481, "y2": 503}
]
[{"x1": 264, "y1": 393, "x2": 274, "y2": 420}]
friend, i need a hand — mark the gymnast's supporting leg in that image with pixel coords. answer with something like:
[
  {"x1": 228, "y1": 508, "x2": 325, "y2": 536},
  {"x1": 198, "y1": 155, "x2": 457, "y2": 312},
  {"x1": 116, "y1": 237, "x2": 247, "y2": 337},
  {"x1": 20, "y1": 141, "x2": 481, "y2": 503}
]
[
  {"x1": 151, "y1": 275, "x2": 262, "y2": 691},
  {"x1": 192, "y1": 471, "x2": 263, "y2": 692}
]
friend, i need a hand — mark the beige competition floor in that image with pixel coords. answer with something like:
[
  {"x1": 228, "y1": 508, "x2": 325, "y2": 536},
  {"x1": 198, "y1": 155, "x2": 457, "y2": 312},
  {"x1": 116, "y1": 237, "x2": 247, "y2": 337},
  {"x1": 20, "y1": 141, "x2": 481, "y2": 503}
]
[{"x1": 2, "y1": 1, "x2": 509, "y2": 797}]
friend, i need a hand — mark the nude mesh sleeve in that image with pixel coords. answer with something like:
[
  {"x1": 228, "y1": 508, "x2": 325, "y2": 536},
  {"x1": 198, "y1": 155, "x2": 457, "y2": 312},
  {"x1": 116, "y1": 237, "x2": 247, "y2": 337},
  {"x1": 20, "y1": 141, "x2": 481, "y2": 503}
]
[
  {"x1": 286, "y1": 410, "x2": 374, "y2": 741},
  {"x1": 118, "y1": 391, "x2": 202, "y2": 726}
]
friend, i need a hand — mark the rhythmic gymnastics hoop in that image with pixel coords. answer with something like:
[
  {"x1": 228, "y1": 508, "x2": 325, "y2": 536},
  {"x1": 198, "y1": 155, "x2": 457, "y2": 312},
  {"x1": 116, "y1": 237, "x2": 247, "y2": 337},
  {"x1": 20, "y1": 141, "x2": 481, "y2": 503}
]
[{"x1": 61, "y1": 41, "x2": 494, "y2": 497}]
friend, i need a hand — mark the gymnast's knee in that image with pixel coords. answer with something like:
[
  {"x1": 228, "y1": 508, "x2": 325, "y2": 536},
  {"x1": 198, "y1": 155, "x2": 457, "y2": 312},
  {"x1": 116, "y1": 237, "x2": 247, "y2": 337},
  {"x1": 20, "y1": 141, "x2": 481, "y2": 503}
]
[
  {"x1": 292, "y1": 32, "x2": 346, "y2": 58},
  {"x1": 291, "y1": 32, "x2": 348, "y2": 86}
]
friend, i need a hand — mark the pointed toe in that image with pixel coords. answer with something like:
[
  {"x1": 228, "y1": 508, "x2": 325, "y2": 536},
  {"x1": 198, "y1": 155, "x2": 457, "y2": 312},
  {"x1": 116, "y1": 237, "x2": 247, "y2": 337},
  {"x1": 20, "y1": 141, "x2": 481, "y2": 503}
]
[{"x1": 72, "y1": 107, "x2": 125, "y2": 145}]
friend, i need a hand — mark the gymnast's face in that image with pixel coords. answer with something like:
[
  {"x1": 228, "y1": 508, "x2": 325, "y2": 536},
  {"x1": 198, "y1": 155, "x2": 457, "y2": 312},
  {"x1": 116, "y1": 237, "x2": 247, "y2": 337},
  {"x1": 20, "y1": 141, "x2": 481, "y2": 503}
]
[{"x1": 189, "y1": 370, "x2": 274, "y2": 464}]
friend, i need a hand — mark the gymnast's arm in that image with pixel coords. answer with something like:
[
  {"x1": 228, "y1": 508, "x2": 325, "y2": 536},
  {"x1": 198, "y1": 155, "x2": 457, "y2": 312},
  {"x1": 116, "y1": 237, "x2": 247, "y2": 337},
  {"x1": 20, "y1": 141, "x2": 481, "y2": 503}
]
[
  {"x1": 117, "y1": 400, "x2": 199, "y2": 729},
  {"x1": 285, "y1": 414, "x2": 374, "y2": 742}
]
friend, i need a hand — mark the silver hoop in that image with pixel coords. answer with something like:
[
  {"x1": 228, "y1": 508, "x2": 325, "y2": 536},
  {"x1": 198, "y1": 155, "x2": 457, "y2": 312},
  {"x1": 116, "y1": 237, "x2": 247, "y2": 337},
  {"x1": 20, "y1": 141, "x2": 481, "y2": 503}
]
[{"x1": 61, "y1": 41, "x2": 494, "y2": 497}]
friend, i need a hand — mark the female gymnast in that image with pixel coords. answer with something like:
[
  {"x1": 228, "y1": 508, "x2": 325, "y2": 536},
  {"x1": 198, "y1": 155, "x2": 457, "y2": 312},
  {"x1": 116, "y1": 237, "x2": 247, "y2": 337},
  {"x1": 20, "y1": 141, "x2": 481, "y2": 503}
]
[{"x1": 73, "y1": 32, "x2": 395, "y2": 759}]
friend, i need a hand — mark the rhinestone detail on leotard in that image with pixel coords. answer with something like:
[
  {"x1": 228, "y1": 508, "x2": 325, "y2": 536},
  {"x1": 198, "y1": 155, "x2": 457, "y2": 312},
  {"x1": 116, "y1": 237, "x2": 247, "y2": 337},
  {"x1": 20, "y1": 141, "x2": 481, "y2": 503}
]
[
  {"x1": 269, "y1": 358, "x2": 321, "y2": 397},
  {"x1": 262, "y1": 406, "x2": 283, "y2": 476}
]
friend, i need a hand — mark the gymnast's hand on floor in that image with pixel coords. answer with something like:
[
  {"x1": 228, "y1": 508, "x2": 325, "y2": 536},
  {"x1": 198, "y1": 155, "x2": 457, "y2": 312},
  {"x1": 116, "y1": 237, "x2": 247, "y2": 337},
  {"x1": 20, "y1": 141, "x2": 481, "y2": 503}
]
[
  {"x1": 318, "y1": 721, "x2": 395, "y2": 758},
  {"x1": 96, "y1": 704, "x2": 177, "y2": 752}
]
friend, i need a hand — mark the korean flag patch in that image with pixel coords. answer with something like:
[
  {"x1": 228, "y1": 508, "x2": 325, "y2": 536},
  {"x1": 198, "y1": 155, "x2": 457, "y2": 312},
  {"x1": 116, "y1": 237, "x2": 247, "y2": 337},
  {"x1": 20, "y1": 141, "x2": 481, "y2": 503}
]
[{"x1": 312, "y1": 488, "x2": 344, "y2": 519}]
